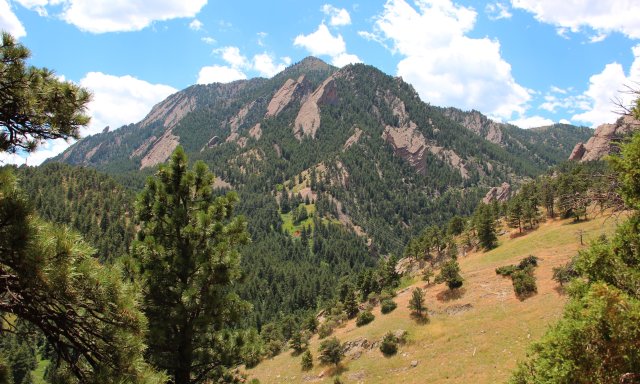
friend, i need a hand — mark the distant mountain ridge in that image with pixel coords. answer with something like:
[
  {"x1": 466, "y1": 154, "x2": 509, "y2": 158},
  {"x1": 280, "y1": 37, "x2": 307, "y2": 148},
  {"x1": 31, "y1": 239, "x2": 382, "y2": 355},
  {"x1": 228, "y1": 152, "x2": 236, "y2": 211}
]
[{"x1": 51, "y1": 56, "x2": 592, "y2": 252}]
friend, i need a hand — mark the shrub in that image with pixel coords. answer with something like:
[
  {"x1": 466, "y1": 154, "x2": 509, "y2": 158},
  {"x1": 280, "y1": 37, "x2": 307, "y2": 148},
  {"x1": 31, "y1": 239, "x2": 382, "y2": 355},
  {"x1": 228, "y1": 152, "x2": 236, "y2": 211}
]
[
  {"x1": 380, "y1": 299, "x2": 397, "y2": 314},
  {"x1": 552, "y1": 259, "x2": 578, "y2": 286},
  {"x1": 318, "y1": 321, "x2": 335, "y2": 339},
  {"x1": 512, "y1": 269, "x2": 537, "y2": 298},
  {"x1": 496, "y1": 265, "x2": 518, "y2": 276},
  {"x1": 518, "y1": 255, "x2": 539, "y2": 269},
  {"x1": 356, "y1": 311, "x2": 375, "y2": 327},
  {"x1": 380, "y1": 332, "x2": 399, "y2": 356}
]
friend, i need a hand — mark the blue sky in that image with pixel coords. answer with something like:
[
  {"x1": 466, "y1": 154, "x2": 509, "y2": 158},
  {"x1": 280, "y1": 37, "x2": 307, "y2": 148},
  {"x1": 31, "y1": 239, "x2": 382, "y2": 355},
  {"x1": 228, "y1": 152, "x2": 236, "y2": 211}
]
[{"x1": 1, "y1": 0, "x2": 640, "y2": 165}]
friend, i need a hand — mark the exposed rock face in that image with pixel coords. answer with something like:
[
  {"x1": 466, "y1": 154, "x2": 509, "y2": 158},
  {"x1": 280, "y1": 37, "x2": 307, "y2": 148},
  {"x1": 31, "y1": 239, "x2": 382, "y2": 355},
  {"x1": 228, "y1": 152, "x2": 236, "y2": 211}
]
[
  {"x1": 568, "y1": 142, "x2": 586, "y2": 161},
  {"x1": 293, "y1": 74, "x2": 339, "y2": 140},
  {"x1": 140, "y1": 130, "x2": 180, "y2": 169},
  {"x1": 443, "y1": 109, "x2": 503, "y2": 145},
  {"x1": 266, "y1": 75, "x2": 307, "y2": 117},
  {"x1": 570, "y1": 115, "x2": 639, "y2": 162},
  {"x1": 482, "y1": 182, "x2": 511, "y2": 204},
  {"x1": 140, "y1": 92, "x2": 194, "y2": 130},
  {"x1": 248, "y1": 123, "x2": 262, "y2": 140},
  {"x1": 343, "y1": 127, "x2": 363, "y2": 151},
  {"x1": 135, "y1": 92, "x2": 195, "y2": 169},
  {"x1": 382, "y1": 95, "x2": 469, "y2": 178}
]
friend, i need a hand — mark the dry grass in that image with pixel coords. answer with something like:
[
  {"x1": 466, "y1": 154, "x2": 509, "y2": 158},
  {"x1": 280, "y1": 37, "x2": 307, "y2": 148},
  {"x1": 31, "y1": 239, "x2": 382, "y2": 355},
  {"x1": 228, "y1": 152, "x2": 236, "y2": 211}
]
[{"x1": 245, "y1": 214, "x2": 620, "y2": 384}]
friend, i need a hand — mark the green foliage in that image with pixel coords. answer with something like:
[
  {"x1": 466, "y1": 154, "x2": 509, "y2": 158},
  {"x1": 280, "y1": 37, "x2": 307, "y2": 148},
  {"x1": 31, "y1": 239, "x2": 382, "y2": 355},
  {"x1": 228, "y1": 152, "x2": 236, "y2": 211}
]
[
  {"x1": 608, "y1": 131, "x2": 640, "y2": 210},
  {"x1": 0, "y1": 169, "x2": 164, "y2": 383},
  {"x1": 495, "y1": 265, "x2": 518, "y2": 276},
  {"x1": 0, "y1": 354, "x2": 11, "y2": 384},
  {"x1": 318, "y1": 321, "x2": 335, "y2": 339},
  {"x1": 380, "y1": 299, "x2": 397, "y2": 314},
  {"x1": 15, "y1": 163, "x2": 135, "y2": 261},
  {"x1": 436, "y1": 259, "x2": 464, "y2": 290},
  {"x1": 474, "y1": 204, "x2": 498, "y2": 250},
  {"x1": 552, "y1": 259, "x2": 578, "y2": 287},
  {"x1": 289, "y1": 330, "x2": 311, "y2": 355},
  {"x1": 512, "y1": 269, "x2": 537, "y2": 298},
  {"x1": 343, "y1": 288, "x2": 359, "y2": 319},
  {"x1": 0, "y1": 32, "x2": 90, "y2": 153},
  {"x1": 355, "y1": 311, "x2": 375, "y2": 327},
  {"x1": 380, "y1": 332, "x2": 399, "y2": 356},
  {"x1": 408, "y1": 288, "x2": 427, "y2": 317},
  {"x1": 132, "y1": 147, "x2": 250, "y2": 384},
  {"x1": 301, "y1": 350, "x2": 313, "y2": 371},
  {"x1": 511, "y1": 131, "x2": 640, "y2": 383},
  {"x1": 318, "y1": 337, "x2": 344, "y2": 367}
]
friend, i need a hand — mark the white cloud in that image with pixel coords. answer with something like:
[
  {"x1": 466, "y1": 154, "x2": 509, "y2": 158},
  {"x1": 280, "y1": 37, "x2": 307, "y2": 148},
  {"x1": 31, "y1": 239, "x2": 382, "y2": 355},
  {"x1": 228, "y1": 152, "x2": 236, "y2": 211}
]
[
  {"x1": 0, "y1": 0, "x2": 27, "y2": 38},
  {"x1": 569, "y1": 45, "x2": 640, "y2": 127},
  {"x1": 80, "y1": 72, "x2": 177, "y2": 135},
  {"x1": 485, "y1": 2, "x2": 512, "y2": 20},
  {"x1": 294, "y1": 23, "x2": 361, "y2": 67},
  {"x1": 0, "y1": 72, "x2": 176, "y2": 165},
  {"x1": 508, "y1": 115, "x2": 554, "y2": 128},
  {"x1": 365, "y1": 0, "x2": 529, "y2": 120},
  {"x1": 189, "y1": 18, "x2": 203, "y2": 31},
  {"x1": 257, "y1": 31, "x2": 267, "y2": 46},
  {"x1": 216, "y1": 46, "x2": 249, "y2": 68},
  {"x1": 559, "y1": 118, "x2": 571, "y2": 124},
  {"x1": 201, "y1": 36, "x2": 215, "y2": 44},
  {"x1": 322, "y1": 4, "x2": 351, "y2": 26},
  {"x1": 511, "y1": 0, "x2": 640, "y2": 39},
  {"x1": 16, "y1": 0, "x2": 207, "y2": 33},
  {"x1": 253, "y1": 53, "x2": 291, "y2": 77},
  {"x1": 198, "y1": 45, "x2": 292, "y2": 83},
  {"x1": 197, "y1": 65, "x2": 246, "y2": 84}
]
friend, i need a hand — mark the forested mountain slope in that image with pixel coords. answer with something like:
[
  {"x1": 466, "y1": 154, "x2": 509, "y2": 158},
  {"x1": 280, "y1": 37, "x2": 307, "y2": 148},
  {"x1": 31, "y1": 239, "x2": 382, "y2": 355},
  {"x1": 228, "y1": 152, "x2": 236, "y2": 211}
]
[{"x1": 51, "y1": 57, "x2": 592, "y2": 254}]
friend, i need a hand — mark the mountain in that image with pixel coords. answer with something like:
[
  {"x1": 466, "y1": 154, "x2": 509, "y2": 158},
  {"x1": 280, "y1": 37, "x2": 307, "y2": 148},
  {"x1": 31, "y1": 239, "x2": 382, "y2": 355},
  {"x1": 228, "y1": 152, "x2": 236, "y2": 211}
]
[
  {"x1": 569, "y1": 114, "x2": 640, "y2": 161},
  {"x1": 52, "y1": 57, "x2": 592, "y2": 253}
]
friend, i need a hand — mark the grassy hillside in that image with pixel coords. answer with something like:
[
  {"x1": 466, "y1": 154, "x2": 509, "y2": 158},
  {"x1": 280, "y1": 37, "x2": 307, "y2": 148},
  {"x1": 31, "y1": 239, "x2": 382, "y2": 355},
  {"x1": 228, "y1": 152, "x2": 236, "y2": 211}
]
[{"x1": 246, "y1": 213, "x2": 622, "y2": 383}]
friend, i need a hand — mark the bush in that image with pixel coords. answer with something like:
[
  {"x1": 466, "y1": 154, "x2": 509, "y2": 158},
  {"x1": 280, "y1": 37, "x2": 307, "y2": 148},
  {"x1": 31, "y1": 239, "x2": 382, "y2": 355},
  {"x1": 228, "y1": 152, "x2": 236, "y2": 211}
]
[
  {"x1": 356, "y1": 311, "x2": 375, "y2": 327},
  {"x1": 496, "y1": 265, "x2": 518, "y2": 276},
  {"x1": 518, "y1": 255, "x2": 539, "y2": 269},
  {"x1": 318, "y1": 321, "x2": 335, "y2": 339},
  {"x1": 380, "y1": 299, "x2": 397, "y2": 314},
  {"x1": 379, "y1": 332, "x2": 399, "y2": 356},
  {"x1": 552, "y1": 259, "x2": 578, "y2": 286},
  {"x1": 512, "y1": 269, "x2": 537, "y2": 298}
]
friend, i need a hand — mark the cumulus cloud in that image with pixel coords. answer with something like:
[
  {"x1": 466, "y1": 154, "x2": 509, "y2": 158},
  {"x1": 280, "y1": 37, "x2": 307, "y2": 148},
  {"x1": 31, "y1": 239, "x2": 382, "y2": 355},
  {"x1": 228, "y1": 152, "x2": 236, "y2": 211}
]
[
  {"x1": 197, "y1": 47, "x2": 291, "y2": 83},
  {"x1": 508, "y1": 115, "x2": 554, "y2": 128},
  {"x1": 294, "y1": 23, "x2": 361, "y2": 67},
  {"x1": 485, "y1": 2, "x2": 512, "y2": 20},
  {"x1": 571, "y1": 49, "x2": 640, "y2": 127},
  {"x1": 15, "y1": 0, "x2": 207, "y2": 33},
  {"x1": 0, "y1": 138, "x2": 72, "y2": 166},
  {"x1": 0, "y1": 0, "x2": 27, "y2": 38},
  {"x1": 322, "y1": 4, "x2": 351, "y2": 26},
  {"x1": 80, "y1": 72, "x2": 177, "y2": 135},
  {"x1": 511, "y1": 0, "x2": 640, "y2": 39},
  {"x1": 364, "y1": 0, "x2": 529, "y2": 120}
]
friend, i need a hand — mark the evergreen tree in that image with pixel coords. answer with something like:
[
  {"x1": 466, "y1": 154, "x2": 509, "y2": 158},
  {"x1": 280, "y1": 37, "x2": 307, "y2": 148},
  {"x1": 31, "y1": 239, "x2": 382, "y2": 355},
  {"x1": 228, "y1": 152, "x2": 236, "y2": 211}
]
[
  {"x1": 475, "y1": 204, "x2": 498, "y2": 250},
  {"x1": 0, "y1": 32, "x2": 90, "y2": 153},
  {"x1": 132, "y1": 147, "x2": 250, "y2": 384},
  {"x1": 437, "y1": 259, "x2": 464, "y2": 290},
  {"x1": 301, "y1": 350, "x2": 313, "y2": 371},
  {"x1": 343, "y1": 288, "x2": 359, "y2": 319},
  {"x1": 408, "y1": 287, "x2": 427, "y2": 317}
]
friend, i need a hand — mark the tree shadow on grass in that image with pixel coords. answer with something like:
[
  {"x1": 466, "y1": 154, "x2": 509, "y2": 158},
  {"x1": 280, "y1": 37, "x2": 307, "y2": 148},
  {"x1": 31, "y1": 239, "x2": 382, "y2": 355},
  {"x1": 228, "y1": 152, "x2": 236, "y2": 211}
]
[
  {"x1": 410, "y1": 312, "x2": 429, "y2": 325},
  {"x1": 436, "y1": 287, "x2": 466, "y2": 302}
]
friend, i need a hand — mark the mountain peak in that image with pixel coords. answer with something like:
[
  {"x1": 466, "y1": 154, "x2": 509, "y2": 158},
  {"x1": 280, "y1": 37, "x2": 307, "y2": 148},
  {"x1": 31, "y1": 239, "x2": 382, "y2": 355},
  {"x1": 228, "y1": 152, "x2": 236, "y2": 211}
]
[{"x1": 288, "y1": 56, "x2": 333, "y2": 73}]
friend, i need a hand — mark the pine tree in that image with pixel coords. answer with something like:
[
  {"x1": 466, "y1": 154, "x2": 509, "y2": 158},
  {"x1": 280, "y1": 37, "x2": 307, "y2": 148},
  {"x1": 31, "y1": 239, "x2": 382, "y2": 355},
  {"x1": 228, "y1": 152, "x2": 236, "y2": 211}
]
[
  {"x1": 343, "y1": 288, "x2": 359, "y2": 319},
  {"x1": 318, "y1": 337, "x2": 344, "y2": 368},
  {"x1": 408, "y1": 288, "x2": 427, "y2": 318},
  {"x1": 0, "y1": 32, "x2": 90, "y2": 153},
  {"x1": 475, "y1": 204, "x2": 498, "y2": 250},
  {"x1": 301, "y1": 350, "x2": 313, "y2": 371},
  {"x1": 437, "y1": 259, "x2": 464, "y2": 290},
  {"x1": 132, "y1": 147, "x2": 250, "y2": 384}
]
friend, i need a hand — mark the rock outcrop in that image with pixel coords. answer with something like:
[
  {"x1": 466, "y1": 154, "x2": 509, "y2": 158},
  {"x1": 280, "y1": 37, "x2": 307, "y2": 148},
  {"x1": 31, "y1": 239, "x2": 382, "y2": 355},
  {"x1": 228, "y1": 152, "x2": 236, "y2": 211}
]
[
  {"x1": 265, "y1": 75, "x2": 307, "y2": 117},
  {"x1": 482, "y1": 182, "x2": 512, "y2": 204},
  {"x1": 570, "y1": 114, "x2": 639, "y2": 162},
  {"x1": 443, "y1": 108, "x2": 503, "y2": 145},
  {"x1": 293, "y1": 74, "x2": 338, "y2": 140}
]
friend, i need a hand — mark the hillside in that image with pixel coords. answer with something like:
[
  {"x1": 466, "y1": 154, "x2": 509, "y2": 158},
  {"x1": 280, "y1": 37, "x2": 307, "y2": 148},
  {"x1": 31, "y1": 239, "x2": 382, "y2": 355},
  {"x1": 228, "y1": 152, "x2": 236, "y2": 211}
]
[
  {"x1": 246, "y1": 213, "x2": 620, "y2": 383},
  {"x1": 50, "y1": 57, "x2": 592, "y2": 256}
]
